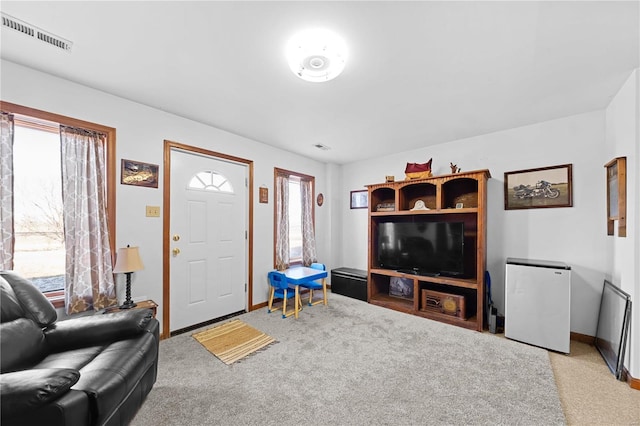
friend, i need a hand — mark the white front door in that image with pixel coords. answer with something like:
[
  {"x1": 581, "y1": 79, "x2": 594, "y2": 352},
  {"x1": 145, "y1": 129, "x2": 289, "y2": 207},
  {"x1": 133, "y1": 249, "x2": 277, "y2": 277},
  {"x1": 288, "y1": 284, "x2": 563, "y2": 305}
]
[{"x1": 169, "y1": 148, "x2": 247, "y2": 332}]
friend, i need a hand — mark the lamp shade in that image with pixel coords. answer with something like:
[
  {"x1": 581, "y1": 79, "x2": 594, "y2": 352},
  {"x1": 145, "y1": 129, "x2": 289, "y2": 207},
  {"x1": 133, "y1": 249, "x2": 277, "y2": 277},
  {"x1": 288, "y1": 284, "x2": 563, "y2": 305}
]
[{"x1": 113, "y1": 246, "x2": 144, "y2": 273}]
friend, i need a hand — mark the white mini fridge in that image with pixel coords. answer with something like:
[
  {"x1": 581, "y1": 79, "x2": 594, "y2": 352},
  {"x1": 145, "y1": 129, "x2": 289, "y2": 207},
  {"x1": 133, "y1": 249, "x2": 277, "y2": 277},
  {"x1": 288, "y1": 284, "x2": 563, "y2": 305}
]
[{"x1": 505, "y1": 258, "x2": 571, "y2": 353}]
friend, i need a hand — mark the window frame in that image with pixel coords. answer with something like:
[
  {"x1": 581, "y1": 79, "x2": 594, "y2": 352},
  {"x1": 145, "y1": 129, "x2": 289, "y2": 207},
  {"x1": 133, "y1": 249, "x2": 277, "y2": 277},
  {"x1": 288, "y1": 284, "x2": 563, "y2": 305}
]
[
  {"x1": 273, "y1": 167, "x2": 315, "y2": 268},
  {"x1": 1, "y1": 101, "x2": 116, "y2": 308}
]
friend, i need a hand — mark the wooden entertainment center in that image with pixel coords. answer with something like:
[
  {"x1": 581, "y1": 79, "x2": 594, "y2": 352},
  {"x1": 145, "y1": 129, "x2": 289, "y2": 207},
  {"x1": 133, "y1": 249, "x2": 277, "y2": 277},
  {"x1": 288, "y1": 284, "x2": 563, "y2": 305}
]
[{"x1": 366, "y1": 169, "x2": 490, "y2": 331}]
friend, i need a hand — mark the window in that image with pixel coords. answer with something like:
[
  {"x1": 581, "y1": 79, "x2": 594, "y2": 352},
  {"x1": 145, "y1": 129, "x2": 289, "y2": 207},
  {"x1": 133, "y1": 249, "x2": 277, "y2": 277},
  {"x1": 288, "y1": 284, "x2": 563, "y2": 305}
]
[
  {"x1": 273, "y1": 168, "x2": 317, "y2": 269},
  {"x1": 1, "y1": 102, "x2": 116, "y2": 310},
  {"x1": 288, "y1": 176, "x2": 302, "y2": 262},
  {"x1": 13, "y1": 122, "x2": 66, "y2": 297}
]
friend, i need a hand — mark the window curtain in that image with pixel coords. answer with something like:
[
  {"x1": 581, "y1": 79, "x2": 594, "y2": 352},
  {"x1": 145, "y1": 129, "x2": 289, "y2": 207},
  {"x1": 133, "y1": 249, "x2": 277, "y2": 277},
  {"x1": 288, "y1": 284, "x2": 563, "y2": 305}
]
[
  {"x1": 0, "y1": 112, "x2": 14, "y2": 270},
  {"x1": 274, "y1": 172, "x2": 290, "y2": 270},
  {"x1": 300, "y1": 178, "x2": 317, "y2": 266},
  {"x1": 60, "y1": 126, "x2": 117, "y2": 314}
]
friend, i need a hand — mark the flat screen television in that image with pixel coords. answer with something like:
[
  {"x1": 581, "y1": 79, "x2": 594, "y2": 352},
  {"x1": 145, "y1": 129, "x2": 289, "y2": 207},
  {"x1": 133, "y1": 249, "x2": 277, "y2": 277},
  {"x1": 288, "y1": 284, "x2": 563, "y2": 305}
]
[{"x1": 377, "y1": 221, "x2": 465, "y2": 277}]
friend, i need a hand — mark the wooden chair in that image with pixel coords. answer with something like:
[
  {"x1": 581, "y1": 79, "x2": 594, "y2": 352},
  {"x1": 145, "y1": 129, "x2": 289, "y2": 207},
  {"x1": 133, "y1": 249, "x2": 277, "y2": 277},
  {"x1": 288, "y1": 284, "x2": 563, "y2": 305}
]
[
  {"x1": 299, "y1": 262, "x2": 328, "y2": 306},
  {"x1": 267, "y1": 271, "x2": 300, "y2": 318}
]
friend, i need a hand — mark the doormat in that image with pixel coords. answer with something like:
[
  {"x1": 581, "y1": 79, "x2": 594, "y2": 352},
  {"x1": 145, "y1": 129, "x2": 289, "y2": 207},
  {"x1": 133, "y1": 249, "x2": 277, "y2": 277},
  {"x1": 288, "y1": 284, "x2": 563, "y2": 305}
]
[{"x1": 192, "y1": 319, "x2": 276, "y2": 365}]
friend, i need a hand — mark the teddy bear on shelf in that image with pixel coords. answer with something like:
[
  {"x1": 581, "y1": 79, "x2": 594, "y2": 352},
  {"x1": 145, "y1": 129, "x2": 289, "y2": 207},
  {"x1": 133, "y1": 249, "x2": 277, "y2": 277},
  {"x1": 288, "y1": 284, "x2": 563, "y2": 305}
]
[{"x1": 450, "y1": 162, "x2": 461, "y2": 174}]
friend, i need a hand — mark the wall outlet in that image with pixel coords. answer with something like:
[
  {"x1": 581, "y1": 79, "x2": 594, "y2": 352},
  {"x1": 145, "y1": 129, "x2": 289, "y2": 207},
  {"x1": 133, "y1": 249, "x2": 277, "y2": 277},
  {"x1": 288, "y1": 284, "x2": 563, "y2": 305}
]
[{"x1": 146, "y1": 206, "x2": 160, "y2": 217}]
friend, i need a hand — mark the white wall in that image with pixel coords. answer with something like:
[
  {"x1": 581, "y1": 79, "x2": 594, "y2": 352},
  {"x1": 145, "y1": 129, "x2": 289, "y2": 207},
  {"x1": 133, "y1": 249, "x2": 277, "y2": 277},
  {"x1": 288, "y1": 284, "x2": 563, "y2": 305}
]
[
  {"x1": 605, "y1": 69, "x2": 639, "y2": 378},
  {"x1": 342, "y1": 110, "x2": 608, "y2": 337},
  {"x1": 325, "y1": 162, "x2": 344, "y2": 271},
  {"x1": 1, "y1": 60, "x2": 333, "y2": 333}
]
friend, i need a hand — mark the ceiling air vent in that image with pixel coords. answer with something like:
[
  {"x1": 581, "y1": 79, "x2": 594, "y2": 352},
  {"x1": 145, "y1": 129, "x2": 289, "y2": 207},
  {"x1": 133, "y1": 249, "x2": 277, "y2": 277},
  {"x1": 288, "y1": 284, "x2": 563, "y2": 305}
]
[
  {"x1": 313, "y1": 143, "x2": 331, "y2": 151},
  {"x1": 1, "y1": 12, "x2": 73, "y2": 52}
]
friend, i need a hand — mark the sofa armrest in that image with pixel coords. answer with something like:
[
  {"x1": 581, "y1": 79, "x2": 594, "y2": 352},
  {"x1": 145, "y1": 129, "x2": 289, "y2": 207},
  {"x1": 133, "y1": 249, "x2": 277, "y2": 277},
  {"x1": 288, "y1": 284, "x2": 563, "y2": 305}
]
[
  {"x1": 0, "y1": 271, "x2": 58, "y2": 327},
  {"x1": 0, "y1": 368, "x2": 80, "y2": 417},
  {"x1": 44, "y1": 309, "x2": 154, "y2": 352}
]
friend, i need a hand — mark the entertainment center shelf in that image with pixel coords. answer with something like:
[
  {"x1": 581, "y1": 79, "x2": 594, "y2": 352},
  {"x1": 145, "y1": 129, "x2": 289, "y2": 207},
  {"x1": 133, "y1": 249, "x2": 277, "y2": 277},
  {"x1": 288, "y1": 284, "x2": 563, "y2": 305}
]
[
  {"x1": 370, "y1": 207, "x2": 479, "y2": 216},
  {"x1": 369, "y1": 268, "x2": 479, "y2": 289},
  {"x1": 366, "y1": 169, "x2": 490, "y2": 331}
]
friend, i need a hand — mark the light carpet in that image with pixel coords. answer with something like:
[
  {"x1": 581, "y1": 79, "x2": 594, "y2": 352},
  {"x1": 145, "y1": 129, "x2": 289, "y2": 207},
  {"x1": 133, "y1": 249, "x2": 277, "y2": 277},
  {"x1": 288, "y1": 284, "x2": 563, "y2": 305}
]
[
  {"x1": 192, "y1": 319, "x2": 276, "y2": 365},
  {"x1": 132, "y1": 293, "x2": 564, "y2": 425}
]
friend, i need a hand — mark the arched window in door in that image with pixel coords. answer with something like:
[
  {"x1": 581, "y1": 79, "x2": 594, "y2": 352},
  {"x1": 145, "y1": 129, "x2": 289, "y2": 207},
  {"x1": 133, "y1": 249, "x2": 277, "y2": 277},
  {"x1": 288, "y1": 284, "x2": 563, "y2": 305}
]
[{"x1": 188, "y1": 170, "x2": 234, "y2": 193}]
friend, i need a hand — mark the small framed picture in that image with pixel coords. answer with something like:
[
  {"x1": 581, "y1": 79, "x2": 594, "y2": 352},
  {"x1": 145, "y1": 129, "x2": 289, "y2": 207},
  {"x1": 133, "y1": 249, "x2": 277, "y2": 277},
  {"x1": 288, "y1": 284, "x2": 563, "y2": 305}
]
[
  {"x1": 389, "y1": 277, "x2": 413, "y2": 299},
  {"x1": 259, "y1": 187, "x2": 268, "y2": 203},
  {"x1": 350, "y1": 190, "x2": 368, "y2": 209},
  {"x1": 455, "y1": 202, "x2": 464, "y2": 209},
  {"x1": 121, "y1": 159, "x2": 159, "y2": 188}
]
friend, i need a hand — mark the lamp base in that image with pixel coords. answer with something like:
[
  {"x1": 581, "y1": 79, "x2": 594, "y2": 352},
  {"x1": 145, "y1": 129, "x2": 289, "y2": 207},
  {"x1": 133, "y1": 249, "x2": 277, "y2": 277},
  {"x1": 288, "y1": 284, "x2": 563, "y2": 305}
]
[
  {"x1": 120, "y1": 272, "x2": 137, "y2": 309},
  {"x1": 119, "y1": 300, "x2": 138, "y2": 309}
]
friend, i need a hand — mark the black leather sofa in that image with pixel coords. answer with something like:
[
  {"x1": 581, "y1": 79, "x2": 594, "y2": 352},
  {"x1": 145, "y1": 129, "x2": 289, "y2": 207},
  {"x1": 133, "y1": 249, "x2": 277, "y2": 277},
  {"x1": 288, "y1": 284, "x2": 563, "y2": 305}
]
[{"x1": 0, "y1": 270, "x2": 159, "y2": 426}]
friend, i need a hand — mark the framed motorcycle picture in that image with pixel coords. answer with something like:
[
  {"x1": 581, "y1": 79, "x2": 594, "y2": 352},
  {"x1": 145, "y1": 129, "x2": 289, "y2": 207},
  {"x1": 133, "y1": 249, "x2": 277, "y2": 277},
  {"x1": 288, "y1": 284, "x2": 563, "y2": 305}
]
[{"x1": 504, "y1": 164, "x2": 573, "y2": 210}]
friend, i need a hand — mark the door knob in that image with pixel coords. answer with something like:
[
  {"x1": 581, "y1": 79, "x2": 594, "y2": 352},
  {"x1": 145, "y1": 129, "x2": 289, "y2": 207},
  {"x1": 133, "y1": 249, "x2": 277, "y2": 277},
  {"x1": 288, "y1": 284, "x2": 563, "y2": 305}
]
[
  {"x1": 172, "y1": 234, "x2": 180, "y2": 241},
  {"x1": 172, "y1": 248, "x2": 181, "y2": 256}
]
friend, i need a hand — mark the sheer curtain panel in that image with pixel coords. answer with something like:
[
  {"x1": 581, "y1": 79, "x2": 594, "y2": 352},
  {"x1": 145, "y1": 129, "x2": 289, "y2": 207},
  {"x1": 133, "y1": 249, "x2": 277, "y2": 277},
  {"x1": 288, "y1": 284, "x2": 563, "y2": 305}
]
[
  {"x1": 0, "y1": 112, "x2": 14, "y2": 270},
  {"x1": 60, "y1": 125, "x2": 117, "y2": 314},
  {"x1": 275, "y1": 172, "x2": 290, "y2": 270},
  {"x1": 300, "y1": 178, "x2": 318, "y2": 266}
]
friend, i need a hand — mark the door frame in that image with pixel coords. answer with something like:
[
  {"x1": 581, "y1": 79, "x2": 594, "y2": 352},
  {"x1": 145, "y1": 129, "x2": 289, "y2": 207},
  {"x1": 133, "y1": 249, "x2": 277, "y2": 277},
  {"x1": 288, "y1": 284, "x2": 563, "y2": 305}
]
[{"x1": 162, "y1": 140, "x2": 254, "y2": 339}]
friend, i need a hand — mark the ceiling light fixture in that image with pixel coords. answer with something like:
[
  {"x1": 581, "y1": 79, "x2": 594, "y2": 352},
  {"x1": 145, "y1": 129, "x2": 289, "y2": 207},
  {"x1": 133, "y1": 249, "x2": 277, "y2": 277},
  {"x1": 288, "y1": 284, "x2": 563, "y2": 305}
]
[{"x1": 286, "y1": 28, "x2": 347, "y2": 83}]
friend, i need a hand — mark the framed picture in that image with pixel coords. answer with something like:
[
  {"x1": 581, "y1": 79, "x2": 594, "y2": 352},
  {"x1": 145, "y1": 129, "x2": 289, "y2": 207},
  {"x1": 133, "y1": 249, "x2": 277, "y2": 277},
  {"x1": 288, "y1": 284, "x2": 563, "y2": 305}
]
[
  {"x1": 259, "y1": 187, "x2": 268, "y2": 203},
  {"x1": 504, "y1": 164, "x2": 572, "y2": 210},
  {"x1": 121, "y1": 159, "x2": 159, "y2": 188},
  {"x1": 389, "y1": 277, "x2": 414, "y2": 299},
  {"x1": 605, "y1": 157, "x2": 626, "y2": 237},
  {"x1": 350, "y1": 190, "x2": 368, "y2": 209}
]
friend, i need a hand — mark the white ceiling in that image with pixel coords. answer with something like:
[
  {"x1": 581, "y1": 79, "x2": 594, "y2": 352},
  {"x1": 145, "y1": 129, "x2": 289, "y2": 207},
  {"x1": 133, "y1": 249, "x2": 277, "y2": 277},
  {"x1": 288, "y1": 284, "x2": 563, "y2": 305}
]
[{"x1": 1, "y1": 1, "x2": 638, "y2": 164}]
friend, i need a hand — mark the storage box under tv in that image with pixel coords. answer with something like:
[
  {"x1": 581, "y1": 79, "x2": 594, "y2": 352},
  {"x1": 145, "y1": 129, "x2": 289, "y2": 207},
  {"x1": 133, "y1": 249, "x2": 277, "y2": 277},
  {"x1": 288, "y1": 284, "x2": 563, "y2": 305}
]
[{"x1": 331, "y1": 268, "x2": 367, "y2": 301}]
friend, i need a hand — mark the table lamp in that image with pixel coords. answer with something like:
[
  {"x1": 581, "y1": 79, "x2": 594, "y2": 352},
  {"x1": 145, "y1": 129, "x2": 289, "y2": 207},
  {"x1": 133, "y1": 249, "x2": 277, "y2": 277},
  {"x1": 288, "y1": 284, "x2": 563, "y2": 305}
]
[{"x1": 113, "y1": 245, "x2": 144, "y2": 309}]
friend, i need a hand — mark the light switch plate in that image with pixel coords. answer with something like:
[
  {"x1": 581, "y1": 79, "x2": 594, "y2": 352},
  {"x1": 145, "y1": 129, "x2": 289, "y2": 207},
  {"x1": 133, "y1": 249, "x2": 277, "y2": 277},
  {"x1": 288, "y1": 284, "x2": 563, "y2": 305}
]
[{"x1": 146, "y1": 206, "x2": 160, "y2": 217}]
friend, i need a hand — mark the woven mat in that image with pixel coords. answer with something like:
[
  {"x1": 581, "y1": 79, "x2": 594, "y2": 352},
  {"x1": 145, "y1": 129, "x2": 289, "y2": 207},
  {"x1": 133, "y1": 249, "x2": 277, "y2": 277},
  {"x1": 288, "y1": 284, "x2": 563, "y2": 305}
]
[{"x1": 192, "y1": 319, "x2": 275, "y2": 365}]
